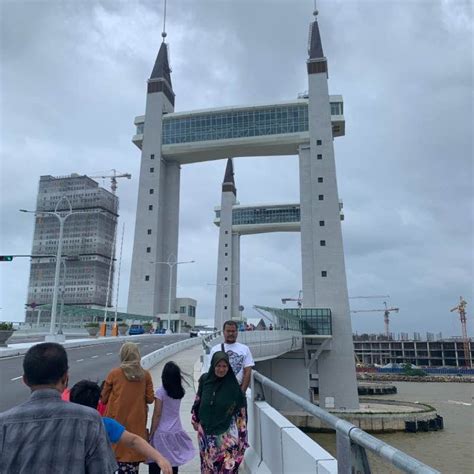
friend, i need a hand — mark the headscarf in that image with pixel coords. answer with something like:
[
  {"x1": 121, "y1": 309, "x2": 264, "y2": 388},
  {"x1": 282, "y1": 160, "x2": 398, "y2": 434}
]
[
  {"x1": 198, "y1": 351, "x2": 246, "y2": 435},
  {"x1": 119, "y1": 342, "x2": 145, "y2": 381}
]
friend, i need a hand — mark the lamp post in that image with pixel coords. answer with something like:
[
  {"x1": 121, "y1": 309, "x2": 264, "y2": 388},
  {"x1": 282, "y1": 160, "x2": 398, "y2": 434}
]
[
  {"x1": 20, "y1": 199, "x2": 102, "y2": 342},
  {"x1": 151, "y1": 255, "x2": 195, "y2": 334}
]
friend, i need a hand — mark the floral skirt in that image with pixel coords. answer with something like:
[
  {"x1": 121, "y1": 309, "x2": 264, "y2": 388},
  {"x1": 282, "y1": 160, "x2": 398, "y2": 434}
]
[{"x1": 198, "y1": 412, "x2": 248, "y2": 473}]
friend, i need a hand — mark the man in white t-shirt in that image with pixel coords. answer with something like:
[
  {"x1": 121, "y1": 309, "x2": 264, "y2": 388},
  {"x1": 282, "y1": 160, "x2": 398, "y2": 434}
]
[{"x1": 210, "y1": 320, "x2": 255, "y2": 392}]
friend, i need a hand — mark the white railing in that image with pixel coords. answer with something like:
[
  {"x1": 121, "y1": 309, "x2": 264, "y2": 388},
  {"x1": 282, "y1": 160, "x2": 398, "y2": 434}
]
[
  {"x1": 202, "y1": 330, "x2": 303, "y2": 361},
  {"x1": 141, "y1": 336, "x2": 202, "y2": 370}
]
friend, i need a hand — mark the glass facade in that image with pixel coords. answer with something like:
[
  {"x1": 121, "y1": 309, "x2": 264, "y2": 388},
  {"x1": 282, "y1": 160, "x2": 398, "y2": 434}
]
[
  {"x1": 231, "y1": 206, "x2": 300, "y2": 225},
  {"x1": 285, "y1": 308, "x2": 332, "y2": 335},
  {"x1": 161, "y1": 104, "x2": 309, "y2": 145},
  {"x1": 330, "y1": 102, "x2": 343, "y2": 116},
  {"x1": 135, "y1": 101, "x2": 344, "y2": 142},
  {"x1": 254, "y1": 306, "x2": 332, "y2": 335}
]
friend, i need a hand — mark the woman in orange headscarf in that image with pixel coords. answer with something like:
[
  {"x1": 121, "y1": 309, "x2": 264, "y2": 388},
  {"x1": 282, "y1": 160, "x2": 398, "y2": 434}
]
[{"x1": 102, "y1": 342, "x2": 155, "y2": 473}]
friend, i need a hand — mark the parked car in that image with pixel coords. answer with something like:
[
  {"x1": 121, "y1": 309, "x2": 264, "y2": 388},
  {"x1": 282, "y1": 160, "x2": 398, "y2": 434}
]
[
  {"x1": 129, "y1": 324, "x2": 145, "y2": 335},
  {"x1": 154, "y1": 328, "x2": 166, "y2": 335}
]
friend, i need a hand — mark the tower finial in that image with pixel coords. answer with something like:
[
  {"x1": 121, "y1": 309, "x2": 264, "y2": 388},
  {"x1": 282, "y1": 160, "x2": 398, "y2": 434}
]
[
  {"x1": 313, "y1": 0, "x2": 318, "y2": 18},
  {"x1": 161, "y1": 0, "x2": 167, "y2": 42}
]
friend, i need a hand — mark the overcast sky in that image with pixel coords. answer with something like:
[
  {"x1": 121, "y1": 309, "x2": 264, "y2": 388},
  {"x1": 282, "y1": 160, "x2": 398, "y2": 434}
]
[{"x1": 0, "y1": 0, "x2": 472, "y2": 337}]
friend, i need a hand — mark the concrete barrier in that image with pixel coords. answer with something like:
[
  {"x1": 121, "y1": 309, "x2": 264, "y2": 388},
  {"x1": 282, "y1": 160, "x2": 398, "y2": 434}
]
[
  {"x1": 141, "y1": 337, "x2": 202, "y2": 369},
  {"x1": 243, "y1": 399, "x2": 337, "y2": 474}
]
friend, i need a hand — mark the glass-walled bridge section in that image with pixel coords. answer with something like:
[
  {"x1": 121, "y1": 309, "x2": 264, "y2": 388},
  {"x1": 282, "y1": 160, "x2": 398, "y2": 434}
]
[
  {"x1": 214, "y1": 203, "x2": 301, "y2": 234},
  {"x1": 132, "y1": 97, "x2": 344, "y2": 164}
]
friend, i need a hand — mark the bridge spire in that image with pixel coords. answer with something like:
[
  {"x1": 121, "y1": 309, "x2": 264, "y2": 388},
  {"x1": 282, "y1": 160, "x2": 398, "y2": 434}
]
[
  {"x1": 148, "y1": 0, "x2": 174, "y2": 105},
  {"x1": 222, "y1": 158, "x2": 236, "y2": 196}
]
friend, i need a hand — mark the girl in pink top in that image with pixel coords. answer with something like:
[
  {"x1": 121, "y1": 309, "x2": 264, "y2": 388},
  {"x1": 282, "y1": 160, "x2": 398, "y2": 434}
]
[{"x1": 149, "y1": 361, "x2": 195, "y2": 474}]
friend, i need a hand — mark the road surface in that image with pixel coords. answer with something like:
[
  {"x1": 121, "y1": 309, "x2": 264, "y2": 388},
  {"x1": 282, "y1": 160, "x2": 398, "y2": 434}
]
[{"x1": 0, "y1": 334, "x2": 187, "y2": 412}]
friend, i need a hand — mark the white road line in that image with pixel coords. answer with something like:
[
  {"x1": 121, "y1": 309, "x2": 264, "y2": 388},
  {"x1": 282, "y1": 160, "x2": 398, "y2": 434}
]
[
  {"x1": 11, "y1": 376, "x2": 22, "y2": 381},
  {"x1": 106, "y1": 352, "x2": 113, "y2": 355},
  {"x1": 91, "y1": 355, "x2": 99, "y2": 359},
  {"x1": 76, "y1": 359, "x2": 84, "y2": 362}
]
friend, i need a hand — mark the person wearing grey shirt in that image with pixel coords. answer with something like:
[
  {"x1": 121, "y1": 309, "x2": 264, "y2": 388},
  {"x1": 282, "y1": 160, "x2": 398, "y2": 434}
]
[{"x1": 0, "y1": 342, "x2": 118, "y2": 474}]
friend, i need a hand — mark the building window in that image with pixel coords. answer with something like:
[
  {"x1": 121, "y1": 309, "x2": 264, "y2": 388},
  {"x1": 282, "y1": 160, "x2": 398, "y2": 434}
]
[
  {"x1": 321, "y1": 271, "x2": 327, "y2": 277},
  {"x1": 145, "y1": 275, "x2": 150, "y2": 281},
  {"x1": 317, "y1": 154, "x2": 322, "y2": 160},
  {"x1": 319, "y1": 220, "x2": 325, "y2": 226},
  {"x1": 148, "y1": 205, "x2": 153, "y2": 210},
  {"x1": 318, "y1": 177, "x2": 323, "y2": 183},
  {"x1": 225, "y1": 267, "x2": 228, "y2": 271},
  {"x1": 146, "y1": 247, "x2": 151, "y2": 253},
  {"x1": 225, "y1": 252, "x2": 228, "y2": 256},
  {"x1": 150, "y1": 167, "x2": 154, "y2": 172},
  {"x1": 320, "y1": 240, "x2": 326, "y2": 246},
  {"x1": 317, "y1": 139, "x2": 322, "y2": 146},
  {"x1": 224, "y1": 294, "x2": 228, "y2": 298},
  {"x1": 225, "y1": 231, "x2": 228, "y2": 234},
  {"x1": 149, "y1": 189, "x2": 154, "y2": 194},
  {"x1": 225, "y1": 243, "x2": 228, "y2": 247},
  {"x1": 224, "y1": 306, "x2": 228, "y2": 310},
  {"x1": 318, "y1": 194, "x2": 324, "y2": 200},
  {"x1": 150, "y1": 154, "x2": 155, "y2": 160},
  {"x1": 147, "y1": 229, "x2": 152, "y2": 235},
  {"x1": 224, "y1": 277, "x2": 228, "y2": 281}
]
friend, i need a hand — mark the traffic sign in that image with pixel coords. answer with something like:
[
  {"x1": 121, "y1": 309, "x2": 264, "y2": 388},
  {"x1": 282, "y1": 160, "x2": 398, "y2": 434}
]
[{"x1": 0, "y1": 256, "x2": 13, "y2": 262}]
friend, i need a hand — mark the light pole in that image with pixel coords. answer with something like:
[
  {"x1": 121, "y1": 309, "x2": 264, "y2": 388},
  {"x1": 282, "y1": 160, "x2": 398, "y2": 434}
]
[
  {"x1": 151, "y1": 255, "x2": 195, "y2": 334},
  {"x1": 20, "y1": 199, "x2": 101, "y2": 342}
]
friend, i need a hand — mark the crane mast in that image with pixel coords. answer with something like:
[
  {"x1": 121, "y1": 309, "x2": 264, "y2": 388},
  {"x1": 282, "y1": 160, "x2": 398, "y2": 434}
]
[
  {"x1": 450, "y1": 297, "x2": 471, "y2": 367},
  {"x1": 351, "y1": 301, "x2": 399, "y2": 338}
]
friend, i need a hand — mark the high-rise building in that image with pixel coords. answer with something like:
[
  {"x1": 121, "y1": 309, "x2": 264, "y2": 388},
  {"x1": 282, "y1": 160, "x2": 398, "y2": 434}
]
[{"x1": 25, "y1": 174, "x2": 118, "y2": 323}]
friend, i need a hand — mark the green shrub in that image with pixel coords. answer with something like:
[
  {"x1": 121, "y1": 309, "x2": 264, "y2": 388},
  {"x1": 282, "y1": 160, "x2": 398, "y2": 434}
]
[
  {"x1": 85, "y1": 322, "x2": 100, "y2": 328},
  {"x1": 0, "y1": 322, "x2": 14, "y2": 331}
]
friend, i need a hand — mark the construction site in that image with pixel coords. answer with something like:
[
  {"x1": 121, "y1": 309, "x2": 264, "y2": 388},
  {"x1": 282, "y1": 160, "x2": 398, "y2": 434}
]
[{"x1": 351, "y1": 296, "x2": 472, "y2": 368}]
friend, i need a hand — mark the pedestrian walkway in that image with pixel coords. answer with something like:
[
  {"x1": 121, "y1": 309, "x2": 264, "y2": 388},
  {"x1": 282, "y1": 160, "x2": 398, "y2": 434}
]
[{"x1": 139, "y1": 344, "x2": 203, "y2": 473}]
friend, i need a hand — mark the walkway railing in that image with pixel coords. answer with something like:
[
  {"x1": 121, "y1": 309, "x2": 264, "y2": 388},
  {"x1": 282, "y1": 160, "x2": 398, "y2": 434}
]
[{"x1": 252, "y1": 371, "x2": 439, "y2": 474}]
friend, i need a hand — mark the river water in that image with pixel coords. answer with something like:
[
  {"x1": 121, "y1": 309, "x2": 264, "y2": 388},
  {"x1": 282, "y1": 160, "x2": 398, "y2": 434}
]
[{"x1": 308, "y1": 382, "x2": 473, "y2": 473}]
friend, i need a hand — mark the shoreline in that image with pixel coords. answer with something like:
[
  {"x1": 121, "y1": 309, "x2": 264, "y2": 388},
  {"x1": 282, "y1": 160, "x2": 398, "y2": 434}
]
[{"x1": 357, "y1": 373, "x2": 474, "y2": 383}]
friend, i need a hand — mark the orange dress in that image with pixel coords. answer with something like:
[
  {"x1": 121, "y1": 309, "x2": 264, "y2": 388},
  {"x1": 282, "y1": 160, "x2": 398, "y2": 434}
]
[{"x1": 101, "y1": 367, "x2": 154, "y2": 462}]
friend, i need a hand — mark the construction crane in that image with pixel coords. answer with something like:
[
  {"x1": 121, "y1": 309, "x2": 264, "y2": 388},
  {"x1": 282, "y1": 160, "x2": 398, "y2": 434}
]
[
  {"x1": 282, "y1": 290, "x2": 303, "y2": 308},
  {"x1": 89, "y1": 169, "x2": 131, "y2": 195},
  {"x1": 351, "y1": 301, "x2": 399, "y2": 338},
  {"x1": 450, "y1": 297, "x2": 471, "y2": 367}
]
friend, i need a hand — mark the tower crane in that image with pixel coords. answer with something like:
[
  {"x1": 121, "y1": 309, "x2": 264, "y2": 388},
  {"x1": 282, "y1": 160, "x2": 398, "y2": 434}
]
[
  {"x1": 89, "y1": 169, "x2": 131, "y2": 195},
  {"x1": 351, "y1": 301, "x2": 399, "y2": 338},
  {"x1": 450, "y1": 297, "x2": 471, "y2": 367}
]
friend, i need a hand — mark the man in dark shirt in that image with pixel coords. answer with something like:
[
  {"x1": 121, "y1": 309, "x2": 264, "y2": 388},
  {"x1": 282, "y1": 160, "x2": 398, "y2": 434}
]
[{"x1": 0, "y1": 342, "x2": 117, "y2": 474}]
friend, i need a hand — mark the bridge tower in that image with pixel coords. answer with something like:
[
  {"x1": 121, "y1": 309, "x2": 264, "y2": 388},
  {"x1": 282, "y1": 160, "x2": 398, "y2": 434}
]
[
  {"x1": 214, "y1": 159, "x2": 240, "y2": 329},
  {"x1": 128, "y1": 38, "x2": 181, "y2": 318},
  {"x1": 299, "y1": 10, "x2": 359, "y2": 409}
]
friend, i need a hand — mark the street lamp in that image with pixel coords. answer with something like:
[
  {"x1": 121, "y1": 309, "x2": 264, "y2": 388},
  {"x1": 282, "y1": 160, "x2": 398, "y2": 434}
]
[
  {"x1": 151, "y1": 254, "x2": 195, "y2": 334},
  {"x1": 20, "y1": 198, "x2": 102, "y2": 342}
]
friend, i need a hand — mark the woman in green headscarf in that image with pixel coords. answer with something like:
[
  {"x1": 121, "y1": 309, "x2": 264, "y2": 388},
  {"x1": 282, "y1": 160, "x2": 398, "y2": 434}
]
[{"x1": 191, "y1": 351, "x2": 248, "y2": 473}]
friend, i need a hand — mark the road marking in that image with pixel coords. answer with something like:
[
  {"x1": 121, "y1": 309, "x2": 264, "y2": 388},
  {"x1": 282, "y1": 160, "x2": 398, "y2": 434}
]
[
  {"x1": 76, "y1": 359, "x2": 84, "y2": 362},
  {"x1": 106, "y1": 352, "x2": 113, "y2": 355},
  {"x1": 11, "y1": 376, "x2": 22, "y2": 381},
  {"x1": 91, "y1": 355, "x2": 99, "y2": 359}
]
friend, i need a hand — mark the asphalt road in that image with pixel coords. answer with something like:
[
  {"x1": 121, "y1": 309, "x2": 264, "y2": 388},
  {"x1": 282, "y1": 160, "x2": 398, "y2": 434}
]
[{"x1": 0, "y1": 334, "x2": 187, "y2": 412}]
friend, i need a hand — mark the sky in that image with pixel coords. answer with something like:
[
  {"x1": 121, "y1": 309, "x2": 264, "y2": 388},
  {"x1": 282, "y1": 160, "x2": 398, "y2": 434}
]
[{"x1": 0, "y1": 0, "x2": 472, "y2": 337}]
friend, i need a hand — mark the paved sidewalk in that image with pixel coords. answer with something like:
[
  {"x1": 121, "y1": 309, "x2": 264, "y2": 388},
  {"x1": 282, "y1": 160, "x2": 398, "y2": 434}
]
[{"x1": 139, "y1": 344, "x2": 203, "y2": 473}]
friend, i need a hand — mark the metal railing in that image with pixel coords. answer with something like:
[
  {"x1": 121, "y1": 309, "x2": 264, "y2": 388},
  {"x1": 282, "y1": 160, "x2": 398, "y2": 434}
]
[{"x1": 252, "y1": 371, "x2": 439, "y2": 474}]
